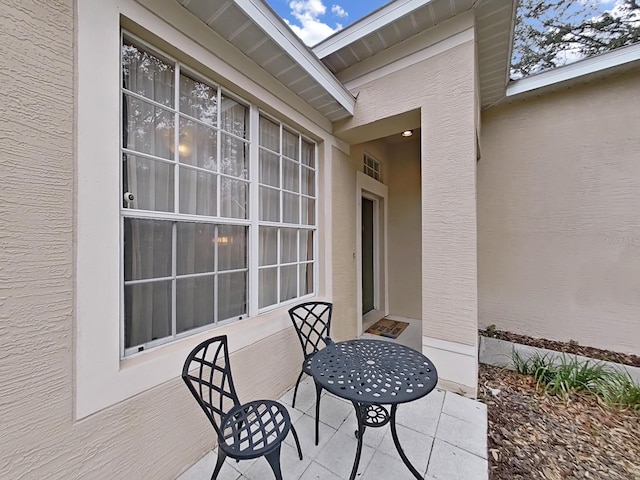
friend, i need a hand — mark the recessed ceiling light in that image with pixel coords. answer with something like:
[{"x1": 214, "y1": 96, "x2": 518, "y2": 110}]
[{"x1": 401, "y1": 130, "x2": 413, "y2": 137}]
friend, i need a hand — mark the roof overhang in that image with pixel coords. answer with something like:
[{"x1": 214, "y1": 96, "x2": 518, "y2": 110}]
[
  {"x1": 313, "y1": 0, "x2": 518, "y2": 110},
  {"x1": 507, "y1": 42, "x2": 640, "y2": 98},
  {"x1": 177, "y1": 0, "x2": 355, "y2": 122}
]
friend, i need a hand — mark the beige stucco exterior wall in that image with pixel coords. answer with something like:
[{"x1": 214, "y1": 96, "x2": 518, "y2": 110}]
[
  {"x1": 479, "y1": 68, "x2": 640, "y2": 356},
  {"x1": 387, "y1": 138, "x2": 422, "y2": 319},
  {"x1": 331, "y1": 145, "x2": 359, "y2": 340},
  {"x1": 335, "y1": 38, "x2": 479, "y2": 394},
  {"x1": 0, "y1": 1, "x2": 331, "y2": 478}
]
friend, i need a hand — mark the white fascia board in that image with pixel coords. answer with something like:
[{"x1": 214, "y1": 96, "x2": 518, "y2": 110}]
[
  {"x1": 507, "y1": 43, "x2": 640, "y2": 97},
  {"x1": 235, "y1": 0, "x2": 355, "y2": 115},
  {"x1": 313, "y1": 0, "x2": 436, "y2": 58}
]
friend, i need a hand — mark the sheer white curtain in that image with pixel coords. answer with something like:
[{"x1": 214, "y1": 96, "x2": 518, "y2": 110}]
[
  {"x1": 122, "y1": 41, "x2": 175, "y2": 348},
  {"x1": 178, "y1": 74, "x2": 218, "y2": 218}
]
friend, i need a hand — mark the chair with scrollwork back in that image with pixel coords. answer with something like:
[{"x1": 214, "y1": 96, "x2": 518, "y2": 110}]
[
  {"x1": 182, "y1": 335, "x2": 303, "y2": 480},
  {"x1": 288, "y1": 301, "x2": 333, "y2": 445}
]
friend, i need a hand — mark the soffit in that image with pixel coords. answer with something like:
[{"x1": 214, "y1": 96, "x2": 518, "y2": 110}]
[
  {"x1": 314, "y1": 0, "x2": 517, "y2": 110},
  {"x1": 176, "y1": 0, "x2": 355, "y2": 122}
]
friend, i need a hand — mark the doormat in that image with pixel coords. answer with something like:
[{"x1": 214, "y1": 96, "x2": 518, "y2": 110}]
[{"x1": 365, "y1": 319, "x2": 409, "y2": 339}]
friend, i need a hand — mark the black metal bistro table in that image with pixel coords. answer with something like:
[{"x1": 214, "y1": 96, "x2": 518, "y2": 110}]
[{"x1": 309, "y1": 339, "x2": 438, "y2": 480}]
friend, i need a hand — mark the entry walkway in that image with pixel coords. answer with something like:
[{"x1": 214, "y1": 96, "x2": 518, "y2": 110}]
[{"x1": 179, "y1": 376, "x2": 488, "y2": 480}]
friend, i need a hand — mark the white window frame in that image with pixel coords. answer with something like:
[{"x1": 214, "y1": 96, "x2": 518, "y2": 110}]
[{"x1": 76, "y1": 0, "x2": 326, "y2": 419}]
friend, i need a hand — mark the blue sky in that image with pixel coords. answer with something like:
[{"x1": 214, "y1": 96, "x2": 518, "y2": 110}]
[{"x1": 266, "y1": 0, "x2": 390, "y2": 46}]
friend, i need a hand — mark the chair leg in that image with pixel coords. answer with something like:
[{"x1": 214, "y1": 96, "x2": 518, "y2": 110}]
[
  {"x1": 314, "y1": 383, "x2": 322, "y2": 446},
  {"x1": 291, "y1": 370, "x2": 304, "y2": 408},
  {"x1": 290, "y1": 424, "x2": 303, "y2": 460},
  {"x1": 210, "y1": 448, "x2": 226, "y2": 480},
  {"x1": 264, "y1": 445, "x2": 283, "y2": 480}
]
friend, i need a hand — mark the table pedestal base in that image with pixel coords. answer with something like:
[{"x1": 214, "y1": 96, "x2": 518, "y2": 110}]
[{"x1": 349, "y1": 402, "x2": 423, "y2": 480}]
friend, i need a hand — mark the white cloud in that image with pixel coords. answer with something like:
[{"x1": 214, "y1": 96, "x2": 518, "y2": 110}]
[
  {"x1": 285, "y1": 0, "x2": 344, "y2": 45},
  {"x1": 331, "y1": 4, "x2": 348, "y2": 18}
]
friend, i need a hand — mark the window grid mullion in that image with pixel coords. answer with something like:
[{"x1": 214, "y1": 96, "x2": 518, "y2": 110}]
[
  {"x1": 214, "y1": 225, "x2": 219, "y2": 326},
  {"x1": 171, "y1": 221, "x2": 177, "y2": 340},
  {"x1": 248, "y1": 105, "x2": 260, "y2": 317},
  {"x1": 297, "y1": 135, "x2": 302, "y2": 297},
  {"x1": 278, "y1": 123, "x2": 284, "y2": 303},
  {"x1": 173, "y1": 64, "x2": 180, "y2": 216},
  {"x1": 296, "y1": 229, "x2": 300, "y2": 298},
  {"x1": 216, "y1": 87, "x2": 222, "y2": 218},
  {"x1": 171, "y1": 61, "x2": 180, "y2": 341},
  {"x1": 277, "y1": 228, "x2": 281, "y2": 303}
]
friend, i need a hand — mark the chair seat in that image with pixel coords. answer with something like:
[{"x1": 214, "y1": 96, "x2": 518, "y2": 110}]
[{"x1": 219, "y1": 400, "x2": 291, "y2": 460}]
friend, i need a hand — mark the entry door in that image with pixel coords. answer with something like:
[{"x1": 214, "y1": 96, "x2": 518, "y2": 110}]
[{"x1": 362, "y1": 197, "x2": 375, "y2": 314}]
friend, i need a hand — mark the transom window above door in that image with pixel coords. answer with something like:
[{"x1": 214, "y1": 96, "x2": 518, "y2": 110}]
[
  {"x1": 363, "y1": 153, "x2": 381, "y2": 181},
  {"x1": 120, "y1": 33, "x2": 317, "y2": 356}
]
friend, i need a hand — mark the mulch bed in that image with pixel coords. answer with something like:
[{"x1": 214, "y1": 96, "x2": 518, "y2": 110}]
[
  {"x1": 480, "y1": 328, "x2": 640, "y2": 367},
  {"x1": 478, "y1": 331, "x2": 640, "y2": 479}
]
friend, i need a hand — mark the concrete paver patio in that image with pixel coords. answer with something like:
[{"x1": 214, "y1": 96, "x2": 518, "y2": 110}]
[{"x1": 179, "y1": 376, "x2": 488, "y2": 480}]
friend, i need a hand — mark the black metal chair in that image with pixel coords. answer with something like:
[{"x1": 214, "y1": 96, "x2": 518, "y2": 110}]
[
  {"x1": 182, "y1": 335, "x2": 303, "y2": 480},
  {"x1": 288, "y1": 301, "x2": 333, "y2": 445}
]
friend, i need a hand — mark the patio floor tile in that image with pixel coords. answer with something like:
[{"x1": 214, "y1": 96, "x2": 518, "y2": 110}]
[
  {"x1": 442, "y1": 391, "x2": 487, "y2": 428},
  {"x1": 360, "y1": 450, "x2": 424, "y2": 480},
  {"x1": 436, "y1": 412, "x2": 488, "y2": 459},
  {"x1": 298, "y1": 461, "x2": 342, "y2": 480},
  {"x1": 426, "y1": 439, "x2": 488, "y2": 480},
  {"x1": 282, "y1": 413, "x2": 337, "y2": 460},
  {"x1": 305, "y1": 393, "x2": 354, "y2": 430},
  {"x1": 377, "y1": 423, "x2": 434, "y2": 474},
  {"x1": 242, "y1": 442, "x2": 312, "y2": 480},
  {"x1": 314, "y1": 428, "x2": 375, "y2": 478},
  {"x1": 394, "y1": 388, "x2": 445, "y2": 438}
]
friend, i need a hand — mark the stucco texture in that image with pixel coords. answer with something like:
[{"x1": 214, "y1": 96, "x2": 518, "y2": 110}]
[
  {"x1": 330, "y1": 145, "x2": 359, "y2": 340},
  {"x1": 0, "y1": 1, "x2": 301, "y2": 478},
  {"x1": 387, "y1": 138, "x2": 422, "y2": 319},
  {"x1": 479, "y1": 68, "x2": 640, "y2": 356}
]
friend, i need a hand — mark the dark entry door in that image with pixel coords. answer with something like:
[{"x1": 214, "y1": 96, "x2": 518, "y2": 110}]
[{"x1": 362, "y1": 197, "x2": 374, "y2": 314}]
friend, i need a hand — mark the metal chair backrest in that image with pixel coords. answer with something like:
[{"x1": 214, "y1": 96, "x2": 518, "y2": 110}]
[
  {"x1": 288, "y1": 301, "x2": 333, "y2": 359},
  {"x1": 182, "y1": 335, "x2": 241, "y2": 439}
]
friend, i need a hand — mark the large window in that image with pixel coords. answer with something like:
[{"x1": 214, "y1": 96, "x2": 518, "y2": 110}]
[
  {"x1": 120, "y1": 35, "x2": 316, "y2": 355},
  {"x1": 258, "y1": 116, "x2": 316, "y2": 309}
]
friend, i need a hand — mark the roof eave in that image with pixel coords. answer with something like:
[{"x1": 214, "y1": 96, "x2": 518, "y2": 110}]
[
  {"x1": 507, "y1": 42, "x2": 640, "y2": 98},
  {"x1": 313, "y1": 0, "x2": 437, "y2": 59},
  {"x1": 234, "y1": 0, "x2": 355, "y2": 116}
]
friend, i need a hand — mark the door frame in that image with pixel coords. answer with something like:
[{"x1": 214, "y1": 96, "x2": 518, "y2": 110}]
[
  {"x1": 361, "y1": 194, "x2": 378, "y2": 315},
  {"x1": 355, "y1": 171, "x2": 389, "y2": 336}
]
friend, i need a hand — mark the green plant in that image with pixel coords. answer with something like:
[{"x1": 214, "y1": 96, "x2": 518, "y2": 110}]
[
  {"x1": 598, "y1": 370, "x2": 640, "y2": 411},
  {"x1": 510, "y1": 349, "x2": 640, "y2": 410},
  {"x1": 484, "y1": 324, "x2": 498, "y2": 338}
]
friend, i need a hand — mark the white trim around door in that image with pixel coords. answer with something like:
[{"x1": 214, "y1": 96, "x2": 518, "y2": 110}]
[{"x1": 355, "y1": 171, "x2": 389, "y2": 336}]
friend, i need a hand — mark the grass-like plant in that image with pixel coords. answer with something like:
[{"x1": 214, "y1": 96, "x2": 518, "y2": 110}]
[{"x1": 511, "y1": 349, "x2": 640, "y2": 411}]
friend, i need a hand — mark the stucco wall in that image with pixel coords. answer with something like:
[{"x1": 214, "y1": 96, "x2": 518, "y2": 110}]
[
  {"x1": 387, "y1": 138, "x2": 422, "y2": 319},
  {"x1": 0, "y1": 1, "x2": 311, "y2": 479},
  {"x1": 479, "y1": 68, "x2": 640, "y2": 355},
  {"x1": 331, "y1": 145, "x2": 359, "y2": 340}
]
